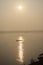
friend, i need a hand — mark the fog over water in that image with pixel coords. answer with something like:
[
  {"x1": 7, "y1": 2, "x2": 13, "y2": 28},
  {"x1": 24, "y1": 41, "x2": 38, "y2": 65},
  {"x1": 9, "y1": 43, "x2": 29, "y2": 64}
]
[
  {"x1": 0, "y1": 32, "x2": 43, "y2": 64},
  {"x1": 0, "y1": 0, "x2": 43, "y2": 64}
]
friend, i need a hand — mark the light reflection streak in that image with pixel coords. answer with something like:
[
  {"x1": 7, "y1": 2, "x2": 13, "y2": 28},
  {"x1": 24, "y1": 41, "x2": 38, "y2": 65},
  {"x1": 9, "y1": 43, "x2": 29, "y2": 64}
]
[{"x1": 17, "y1": 36, "x2": 24, "y2": 64}]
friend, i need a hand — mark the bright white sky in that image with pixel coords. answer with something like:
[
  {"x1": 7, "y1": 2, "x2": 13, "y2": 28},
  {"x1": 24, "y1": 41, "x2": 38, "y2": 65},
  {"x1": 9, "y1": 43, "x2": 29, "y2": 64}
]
[{"x1": 0, "y1": 0, "x2": 43, "y2": 31}]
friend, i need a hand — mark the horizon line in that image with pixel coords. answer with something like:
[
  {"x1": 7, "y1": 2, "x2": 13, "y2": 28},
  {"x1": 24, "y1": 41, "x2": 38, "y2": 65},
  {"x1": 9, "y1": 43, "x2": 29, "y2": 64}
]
[{"x1": 0, "y1": 30, "x2": 43, "y2": 33}]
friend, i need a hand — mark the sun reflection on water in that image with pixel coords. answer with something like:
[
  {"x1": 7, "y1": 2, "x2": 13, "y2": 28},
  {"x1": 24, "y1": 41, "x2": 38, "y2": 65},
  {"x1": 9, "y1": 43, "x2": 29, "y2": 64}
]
[{"x1": 16, "y1": 36, "x2": 24, "y2": 64}]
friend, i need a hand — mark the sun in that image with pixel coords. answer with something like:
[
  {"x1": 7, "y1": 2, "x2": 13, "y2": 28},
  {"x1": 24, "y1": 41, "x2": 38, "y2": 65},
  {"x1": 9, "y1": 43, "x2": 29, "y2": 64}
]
[{"x1": 18, "y1": 5, "x2": 23, "y2": 10}]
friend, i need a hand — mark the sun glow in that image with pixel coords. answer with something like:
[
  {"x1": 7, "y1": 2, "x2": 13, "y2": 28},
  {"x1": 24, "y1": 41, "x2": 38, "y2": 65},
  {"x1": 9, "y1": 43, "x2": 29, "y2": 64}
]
[{"x1": 18, "y1": 5, "x2": 23, "y2": 10}]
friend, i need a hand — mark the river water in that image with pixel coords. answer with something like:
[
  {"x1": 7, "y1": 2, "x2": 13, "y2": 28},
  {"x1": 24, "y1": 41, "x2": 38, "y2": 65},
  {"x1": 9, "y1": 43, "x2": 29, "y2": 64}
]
[{"x1": 0, "y1": 32, "x2": 43, "y2": 65}]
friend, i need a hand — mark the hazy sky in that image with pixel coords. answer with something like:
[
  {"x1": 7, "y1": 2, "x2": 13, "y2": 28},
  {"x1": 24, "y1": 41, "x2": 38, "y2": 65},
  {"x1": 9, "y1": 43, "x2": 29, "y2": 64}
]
[
  {"x1": 0, "y1": 0, "x2": 43, "y2": 65},
  {"x1": 0, "y1": 0, "x2": 43, "y2": 31}
]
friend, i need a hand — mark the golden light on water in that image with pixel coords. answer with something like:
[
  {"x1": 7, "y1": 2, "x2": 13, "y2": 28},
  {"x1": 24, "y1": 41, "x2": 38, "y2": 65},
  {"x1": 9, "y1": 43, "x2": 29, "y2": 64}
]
[{"x1": 17, "y1": 36, "x2": 24, "y2": 63}]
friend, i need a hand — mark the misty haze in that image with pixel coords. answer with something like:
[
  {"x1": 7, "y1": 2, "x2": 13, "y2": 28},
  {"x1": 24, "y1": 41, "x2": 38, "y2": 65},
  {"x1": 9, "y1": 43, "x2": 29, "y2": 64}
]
[{"x1": 0, "y1": 0, "x2": 43, "y2": 65}]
